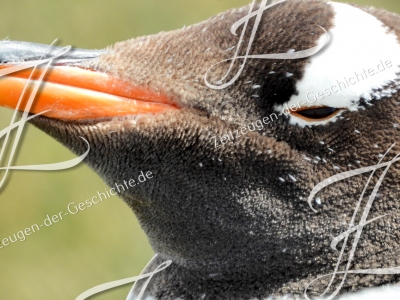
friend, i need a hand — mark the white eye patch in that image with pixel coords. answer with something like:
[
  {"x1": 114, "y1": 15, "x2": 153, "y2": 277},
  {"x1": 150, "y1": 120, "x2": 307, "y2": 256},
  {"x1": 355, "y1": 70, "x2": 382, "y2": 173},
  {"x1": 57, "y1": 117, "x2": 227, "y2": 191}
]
[{"x1": 275, "y1": 2, "x2": 400, "y2": 127}]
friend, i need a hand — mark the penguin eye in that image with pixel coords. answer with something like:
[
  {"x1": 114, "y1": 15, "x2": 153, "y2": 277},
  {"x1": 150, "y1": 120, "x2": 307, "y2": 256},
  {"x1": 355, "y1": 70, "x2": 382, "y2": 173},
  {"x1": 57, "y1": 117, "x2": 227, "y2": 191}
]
[{"x1": 292, "y1": 106, "x2": 342, "y2": 121}]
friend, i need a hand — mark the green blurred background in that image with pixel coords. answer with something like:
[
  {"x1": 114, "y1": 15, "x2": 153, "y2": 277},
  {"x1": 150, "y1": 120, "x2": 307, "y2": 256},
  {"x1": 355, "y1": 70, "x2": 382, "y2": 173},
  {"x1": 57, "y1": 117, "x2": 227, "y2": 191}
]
[{"x1": 0, "y1": 0, "x2": 398, "y2": 299}]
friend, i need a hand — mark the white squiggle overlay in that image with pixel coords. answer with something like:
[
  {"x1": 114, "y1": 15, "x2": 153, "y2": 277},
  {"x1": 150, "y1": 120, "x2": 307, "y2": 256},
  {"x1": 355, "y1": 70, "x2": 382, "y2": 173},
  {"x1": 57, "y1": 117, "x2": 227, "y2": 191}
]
[
  {"x1": 306, "y1": 143, "x2": 400, "y2": 300},
  {"x1": 75, "y1": 254, "x2": 172, "y2": 300},
  {"x1": 0, "y1": 40, "x2": 90, "y2": 191},
  {"x1": 204, "y1": 0, "x2": 330, "y2": 90}
]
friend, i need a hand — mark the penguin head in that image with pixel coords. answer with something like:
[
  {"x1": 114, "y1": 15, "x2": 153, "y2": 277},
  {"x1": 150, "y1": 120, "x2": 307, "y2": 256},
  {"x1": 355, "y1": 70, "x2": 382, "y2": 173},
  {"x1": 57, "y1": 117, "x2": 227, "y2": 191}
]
[{"x1": 1, "y1": 0, "x2": 400, "y2": 297}]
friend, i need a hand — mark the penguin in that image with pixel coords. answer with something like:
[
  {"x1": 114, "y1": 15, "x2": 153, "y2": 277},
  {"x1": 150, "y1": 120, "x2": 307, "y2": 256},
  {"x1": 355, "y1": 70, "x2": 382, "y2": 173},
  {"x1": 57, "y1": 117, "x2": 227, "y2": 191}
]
[{"x1": 0, "y1": 0, "x2": 400, "y2": 299}]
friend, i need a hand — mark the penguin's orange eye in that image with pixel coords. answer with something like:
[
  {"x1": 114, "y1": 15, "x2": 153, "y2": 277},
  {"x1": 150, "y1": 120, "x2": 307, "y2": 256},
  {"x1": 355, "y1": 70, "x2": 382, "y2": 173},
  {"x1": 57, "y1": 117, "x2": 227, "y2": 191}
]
[{"x1": 292, "y1": 106, "x2": 343, "y2": 121}]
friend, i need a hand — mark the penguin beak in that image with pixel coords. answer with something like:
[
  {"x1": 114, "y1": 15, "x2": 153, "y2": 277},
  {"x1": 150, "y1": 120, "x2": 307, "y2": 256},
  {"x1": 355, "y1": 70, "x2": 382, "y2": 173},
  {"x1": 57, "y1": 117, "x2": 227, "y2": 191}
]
[{"x1": 0, "y1": 41, "x2": 178, "y2": 121}]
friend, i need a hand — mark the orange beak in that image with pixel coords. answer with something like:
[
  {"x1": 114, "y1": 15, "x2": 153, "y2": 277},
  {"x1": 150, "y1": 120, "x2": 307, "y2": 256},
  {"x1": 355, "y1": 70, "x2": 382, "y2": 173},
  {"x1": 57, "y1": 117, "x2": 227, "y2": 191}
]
[{"x1": 0, "y1": 42, "x2": 178, "y2": 121}]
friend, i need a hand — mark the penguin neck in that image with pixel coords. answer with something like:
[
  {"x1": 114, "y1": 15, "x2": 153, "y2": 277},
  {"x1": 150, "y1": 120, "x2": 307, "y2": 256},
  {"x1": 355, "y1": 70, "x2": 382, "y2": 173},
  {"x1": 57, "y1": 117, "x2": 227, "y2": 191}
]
[
  {"x1": 134, "y1": 254, "x2": 400, "y2": 300},
  {"x1": 30, "y1": 116, "x2": 400, "y2": 299}
]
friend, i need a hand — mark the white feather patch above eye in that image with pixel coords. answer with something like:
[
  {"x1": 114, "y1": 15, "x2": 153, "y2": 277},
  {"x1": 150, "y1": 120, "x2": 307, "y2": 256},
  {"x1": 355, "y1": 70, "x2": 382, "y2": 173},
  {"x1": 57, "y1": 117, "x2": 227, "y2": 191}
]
[{"x1": 275, "y1": 2, "x2": 400, "y2": 127}]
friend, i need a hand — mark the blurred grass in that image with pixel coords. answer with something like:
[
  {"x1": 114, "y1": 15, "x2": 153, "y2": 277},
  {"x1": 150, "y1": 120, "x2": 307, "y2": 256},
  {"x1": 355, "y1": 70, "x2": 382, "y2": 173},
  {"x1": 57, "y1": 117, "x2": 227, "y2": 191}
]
[{"x1": 0, "y1": 0, "x2": 399, "y2": 299}]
